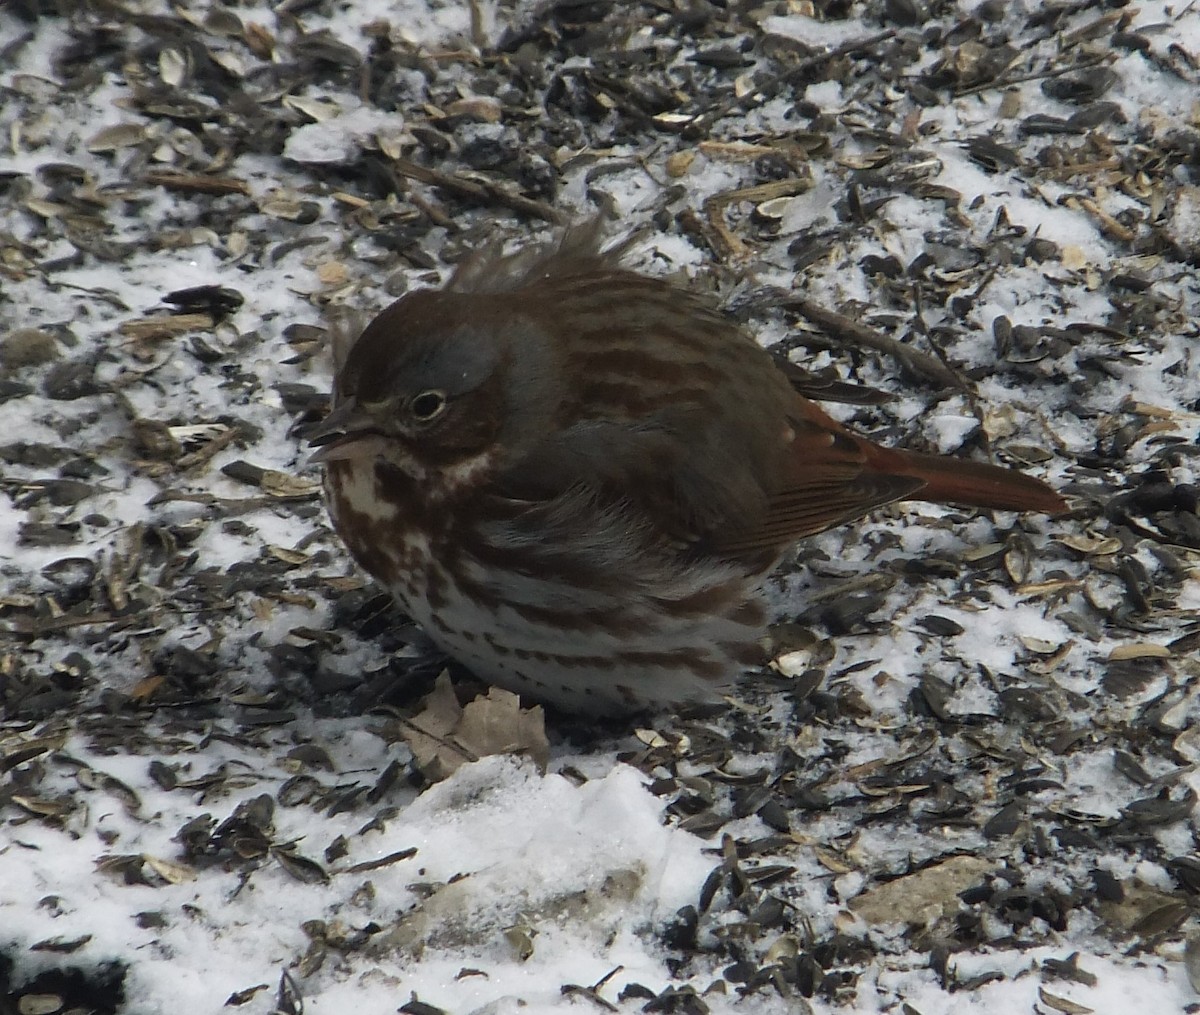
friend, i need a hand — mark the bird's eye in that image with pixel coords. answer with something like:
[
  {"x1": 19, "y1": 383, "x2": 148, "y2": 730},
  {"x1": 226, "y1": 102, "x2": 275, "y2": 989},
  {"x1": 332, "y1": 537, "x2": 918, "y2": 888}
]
[{"x1": 410, "y1": 390, "x2": 447, "y2": 422}]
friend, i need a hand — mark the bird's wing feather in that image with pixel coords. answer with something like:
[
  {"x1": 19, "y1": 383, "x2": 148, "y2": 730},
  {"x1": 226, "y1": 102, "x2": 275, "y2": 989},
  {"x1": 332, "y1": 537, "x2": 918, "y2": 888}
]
[
  {"x1": 495, "y1": 413, "x2": 771, "y2": 547},
  {"x1": 709, "y1": 415, "x2": 924, "y2": 556}
]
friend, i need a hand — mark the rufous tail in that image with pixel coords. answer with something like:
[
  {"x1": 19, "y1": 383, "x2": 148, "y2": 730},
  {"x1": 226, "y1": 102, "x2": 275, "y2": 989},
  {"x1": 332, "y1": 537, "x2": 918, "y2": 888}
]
[{"x1": 865, "y1": 444, "x2": 1068, "y2": 514}]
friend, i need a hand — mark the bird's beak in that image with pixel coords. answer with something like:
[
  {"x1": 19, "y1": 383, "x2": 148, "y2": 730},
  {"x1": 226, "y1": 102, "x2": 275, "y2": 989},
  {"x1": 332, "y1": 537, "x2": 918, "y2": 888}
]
[{"x1": 306, "y1": 397, "x2": 384, "y2": 465}]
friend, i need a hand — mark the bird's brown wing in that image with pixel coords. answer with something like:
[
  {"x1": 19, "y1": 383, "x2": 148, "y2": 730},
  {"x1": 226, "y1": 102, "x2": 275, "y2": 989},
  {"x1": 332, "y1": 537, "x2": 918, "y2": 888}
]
[
  {"x1": 495, "y1": 414, "x2": 768, "y2": 543},
  {"x1": 711, "y1": 414, "x2": 924, "y2": 557},
  {"x1": 712, "y1": 397, "x2": 1067, "y2": 559}
]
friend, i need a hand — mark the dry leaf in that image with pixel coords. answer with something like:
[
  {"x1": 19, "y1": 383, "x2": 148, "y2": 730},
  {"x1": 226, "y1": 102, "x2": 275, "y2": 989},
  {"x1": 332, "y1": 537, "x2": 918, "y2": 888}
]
[
  {"x1": 402, "y1": 673, "x2": 549, "y2": 783},
  {"x1": 848, "y1": 856, "x2": 994, "y2": 927}
]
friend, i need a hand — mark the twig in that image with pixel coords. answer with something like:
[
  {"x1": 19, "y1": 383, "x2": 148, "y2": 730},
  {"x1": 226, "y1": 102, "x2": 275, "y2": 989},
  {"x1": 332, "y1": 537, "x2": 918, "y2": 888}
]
[
  {"x1": 5, "y1": 611, "x2": 127, "y2": 636},
  {"x1": 784, "y1": 297, "x2": 965, "y2": 390},
  {"x1": 909, "y1": 280, "x2": 975, "y2": 397},
  {"x1": 703, "y1": 175, "x2": 815, "y2": 260},
  {"x1": 391, "y1": 156, "x2": 565, "y2": 224},
  {"x1": 954, "y1": 52, "x2": 1112, "y2": 98},
  {"x1": 910, "y1": 280, "x2": 986, "y2": 443},
  {"x1": 1070, "y1": 195, "x2": 1136, "y2": 242},
  {"x1": 398, "y1": 717, "x2": 480, "y2": 765},
  {"x1": 144, "y1": 172, "x2": 251, "y2": 196},
  {"x1": 683, "y1": 30, "x2": 897, "y2": 137}
]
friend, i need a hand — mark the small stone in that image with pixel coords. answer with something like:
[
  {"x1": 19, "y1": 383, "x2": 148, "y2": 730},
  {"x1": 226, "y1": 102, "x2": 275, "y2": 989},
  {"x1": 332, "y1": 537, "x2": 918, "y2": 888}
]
[{"x1": 1, "y1": 328, "x2": 61, "y2": 368}]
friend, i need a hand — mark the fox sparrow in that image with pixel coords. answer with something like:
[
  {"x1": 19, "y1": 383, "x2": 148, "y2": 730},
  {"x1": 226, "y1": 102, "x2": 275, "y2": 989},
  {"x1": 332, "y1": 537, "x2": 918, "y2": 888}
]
[{"x1": 310, "y1": 227, "x2": 1066, "y2": 715}]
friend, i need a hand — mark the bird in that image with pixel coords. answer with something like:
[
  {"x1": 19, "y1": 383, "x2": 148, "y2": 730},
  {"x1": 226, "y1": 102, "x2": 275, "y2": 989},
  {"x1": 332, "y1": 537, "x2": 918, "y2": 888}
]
[{"x1": 308, "y1": 225, "x2": 1066, "y2": 716}]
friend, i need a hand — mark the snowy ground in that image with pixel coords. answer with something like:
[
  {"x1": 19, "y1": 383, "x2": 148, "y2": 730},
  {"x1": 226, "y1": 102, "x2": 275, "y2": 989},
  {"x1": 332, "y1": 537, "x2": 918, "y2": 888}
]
[{"x1": 2, "y1": 1, "x2": 1199, "y2": 1013}]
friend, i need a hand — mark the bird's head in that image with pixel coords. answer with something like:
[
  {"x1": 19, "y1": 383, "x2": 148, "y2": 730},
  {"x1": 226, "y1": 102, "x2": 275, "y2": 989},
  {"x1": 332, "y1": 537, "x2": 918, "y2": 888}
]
[{"x1": 308, "y1": 290, "x2": 510, "y2": 481}]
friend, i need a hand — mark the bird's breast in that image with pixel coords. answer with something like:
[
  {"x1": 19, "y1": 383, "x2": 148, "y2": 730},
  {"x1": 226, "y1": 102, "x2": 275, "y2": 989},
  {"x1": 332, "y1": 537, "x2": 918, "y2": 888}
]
[{"x1": 324, "y1": 459, "x2": 437, "y2": 588}]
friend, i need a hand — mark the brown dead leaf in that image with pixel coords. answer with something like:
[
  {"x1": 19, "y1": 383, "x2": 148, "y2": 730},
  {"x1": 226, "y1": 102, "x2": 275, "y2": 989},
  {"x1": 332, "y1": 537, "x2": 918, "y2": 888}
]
[
  {"x1": 848, "y1": 856, "x2": 994, "y2": 927},
  {"x1": 402, "y1": 672, "x2": 549, "y2": 783}
]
